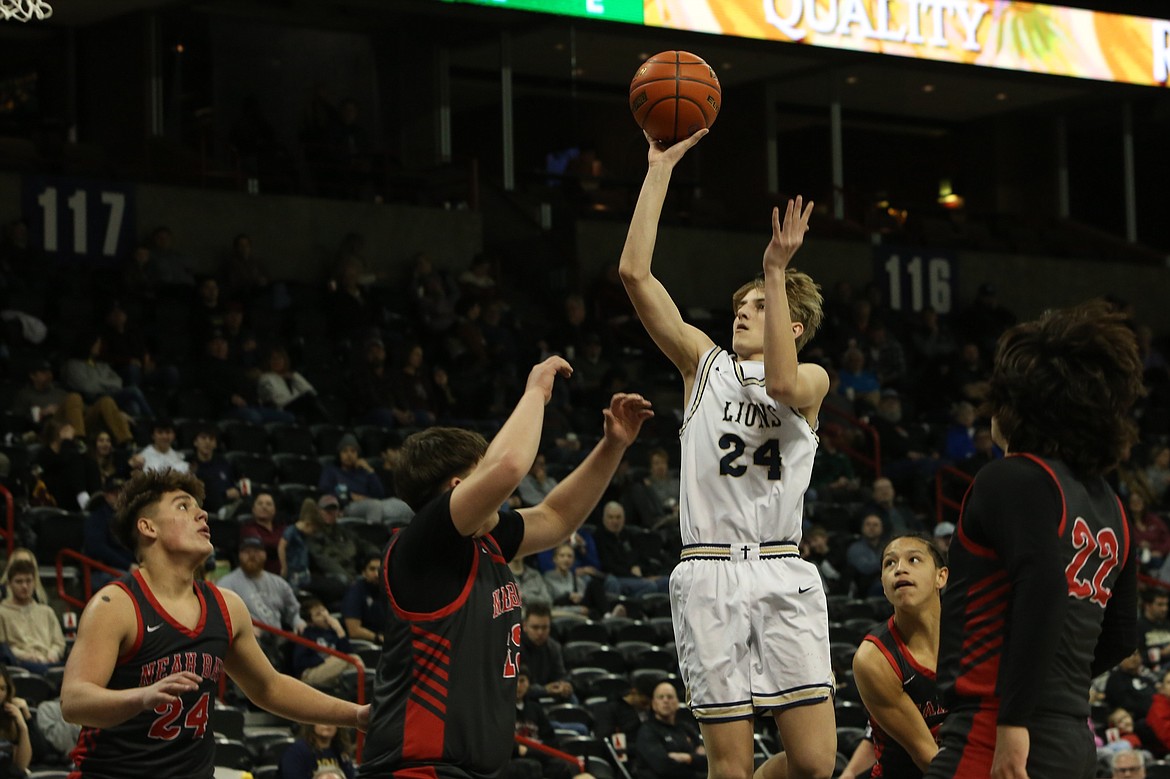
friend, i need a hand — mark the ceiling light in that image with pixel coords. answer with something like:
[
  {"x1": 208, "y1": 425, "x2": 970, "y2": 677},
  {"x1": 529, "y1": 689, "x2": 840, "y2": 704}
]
[
  {"x1": 845, "y1": 75, "x2": 859, "y2": 84},
  {"x1": 996, "y1": 92, "x2": 1007, "y2": 101},
  {"x1": 922, "y1": 84, "x2": 935, "y2": 93}
]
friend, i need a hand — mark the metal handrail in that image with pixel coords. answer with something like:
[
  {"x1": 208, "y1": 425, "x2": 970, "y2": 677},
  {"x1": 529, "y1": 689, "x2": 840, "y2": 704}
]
[
  {"x1": 934, "y1": 465, "x2": 974, "y2": 526},
  {"x1": 0, "y1": 485, "x2": 12, "y2": 557},
  {"x1": 820, "y1": 405, "x2": 882, "y2": 477},
  {"x1": 55, "y1": 548, "x2": 125, "y2": 608}
]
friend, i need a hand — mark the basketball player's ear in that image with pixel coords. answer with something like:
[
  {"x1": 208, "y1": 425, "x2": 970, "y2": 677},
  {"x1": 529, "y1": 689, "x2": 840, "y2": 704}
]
[
  {"x1": 790, "y1": 322, "x2": 805, "y2": 340},
  {"x1": 137, "y1": 515, "x2": 158, "y2": 540},
  {"x1": 936, "y1": 566, "x2": 950, "y2": 590}
]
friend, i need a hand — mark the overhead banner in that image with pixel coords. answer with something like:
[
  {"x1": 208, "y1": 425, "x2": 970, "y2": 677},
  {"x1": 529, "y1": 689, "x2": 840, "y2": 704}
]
[
  {"x1": 643, "y1": 1, "x2": 1170, "y2": 87},
  {"x1": 441, "y1": 0, "x2": 1170, "y2": 87}
]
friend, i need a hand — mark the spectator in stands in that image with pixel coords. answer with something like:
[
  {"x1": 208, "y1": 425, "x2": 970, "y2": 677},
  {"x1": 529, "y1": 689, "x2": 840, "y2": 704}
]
[
  {"x1": 568, "y1": 332, "x2": 610, "y2": 410},
  {"x1": 1148, "y1": 446, "x2": 1170, "y2": 509},
  {"x1": 10, "y1": 360, "x2": 134, "y2": 446},
  {"x1": 305, "y1": 493, "x2": 378, "y2": 605},
  {"x1": 635, "y1": 680, "x2": 707, "y2": 779},
  {"x1": 594, "y1": 501, "x2": 668, "y2": 595},
  {"x1": 591, "y1": 677, "x2": 651, "y2": 745},
  {"x1": 188, "y1": 426, "x2": 240, "y2": 516},
  {"x1": 635, "y1": 448, "x2": 681, "y2": 530},
  {"x1": 280, "y1": 498, "x2": 319, "y2": 591},
  {"x1": 948, "y1": 341, "x2": 991, "y2": 404},
  {"x1": 507, "y1": 555, "x2": 552, "y2": 608},
  {"x1": 325, "y1": 254, "x2": 379, "y2": 342},
  {"x1": 865, "y1": 390, "x2": 940, "y2": 507},
  {"x1": 800, "y1": 524, "x2": 847, "y2": 596},
  {"x1": 862, "y1": 476, "x2": 922, "y2": 536},
  {"x1": 98, "y1": 300, "x2": 176, "y2": 392},
  {"x1": 1107, "y1": 708, "x2": 1143, "y2": 749},
  {"x1": 542, "y1": 542, "x2": 591, "y2": 617},
  {"x1": 517, "y1": 453, "x2": 558, "y2": 508},
  {"x1": 809, "y1": 423, "x2": 862, "y2": 503},
  {"x1": 347, "y1": 334, "x2": 399, "y2": 428},
  {"x1": 82, "y1": 475, "x2": 135, "y2": 588},
  {"x1": 389, "y1": 342, "x2": 453, "y2": 427},
  {"x1": 956, "y1": 282, "x2": 1016, "y2": 358},
  {"x1": 341, "y1": 553, "x2": 386, "y2": 645},
  {"x1": 218, "y1": 537, "x2": 306, "y2": 660},
  {"x1": 221, "y1": 301, "x2": 260, "y2": 370},
  {"x1": 1138, "y1": 590, "x2": 1170, "y2": 672},
  {"x1": 147, "y1": 225, "x2": 195, "y2": 289},
  {"x1": 846, "y1": 513, "x2": 885, "y2": 598},
  {"x1": 535, "y1": 526, "x2": 605, "y2": 579},
  {"x1": 540, "y1": 293, "x2": 593, "y2": 361},
  {"x1": 457, "y1": 254, "x2": 498, "y2": 308},
  {"x1": 193, "y1": 276, "x2": 227, "y2": 344},
  {"x1": 120, "y1": 244, "x2": 160, "y2": 316},
  {"x1": 838, "y1": 346, "x2": 881, "y2": 411},
  {"x1": 956, "y1": 426, "x2": 1000, "y2": 478},
  {"x1": 511, "y1": 664, "x2": 575, "y2": 779},
  {"x1": 61, "y1": 332, "x2": 153, "y2": 419},
  {"x1": 519, "y1": 602, "x2": 574, "y2": 702},
  {"x1": 0, "y1": 558, "x2": 66, "y2": 674},
  {"x1": 942, "y1": 401, "x2": 979, "y2": 463},
  {"x1": 910, "y1": 306, "x2": 957, "y2": 367},
  {"x1": 240, "y1": 492, "x2": 286, "y2": 574},
  {"x1": 1106, "y1": 651, "x2": 1158, "y2": 721},
  {"x1": 0, "y1": 664, "x2": 33, "y2": 776},
  {"x1": 35, "y1": 418, "x2": 97, "y2": 510},
  {"x1": 864, "y1": 319, "x2": 907, "y2": 389},
  {"x1": 278, "y1": 722, "x2": 355, "y2": 779},
  {"x1": 0, "y1": 548, "x2": 47, "y2": 604},
  {"x1": 196, "y1": 330, "x2": 293, "y2": 424},
  {"x1": 86, "y1": 430, "x2": 125, "y2": 485},
  {"x1": 1143, "y1": 669, "x2": 1170, "y2": 756},
  {"x1": 293, "y1": 597, "x2": 363, "y2": 689},
  {"x1": 932, "y1": 521, "x2": 955, "y2": 558},
  {"x1": 318, "y1": 434, "x2": 410, "y2": 526},
  {"x1": 220, "y1": 233, "x2": 272, "y2": 303},
  {"x1": 1130, "y1": 492, "x2": 1170, "y2": 573},
  {"x1": 128, "y1": 417, "x2": 188, "y2": 474},
  {"x1": 1110, "y1": 749, "x2": 1146, "y2": 778},
  {"x1": 258, "y1": 346, "x2": 332, "y2": 424}
]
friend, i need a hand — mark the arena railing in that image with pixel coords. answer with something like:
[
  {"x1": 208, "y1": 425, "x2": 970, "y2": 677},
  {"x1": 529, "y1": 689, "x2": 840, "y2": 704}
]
[
  {"x1": 514, "y1": 734, "x2": 591, "y2": 773},
  {"x1": 820, "y1": 405, "x2": 882, "y2": 477},
  {"x1": 934, "y1": 465, "x2": 974, "y2": 527},
  {"x1": 55, "y1": 548, "x2": 125, "y2": 609}
]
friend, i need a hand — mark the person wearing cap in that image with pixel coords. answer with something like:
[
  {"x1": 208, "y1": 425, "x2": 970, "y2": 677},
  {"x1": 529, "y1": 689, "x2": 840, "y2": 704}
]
[
  {"x1": 239, "y1": 492, "x2": 287, "y2": 575},
  {"x1": 129, "y1": 418, "x2": 189, "y2": 475},
  {"x1": 932, "y1": 522, "x2": 955, "y2": 557},
  {"x1": 9, "y1": 360, "x2": 134, "y2": 445},
  {"x1": 318, "y1": 434, "x2": 411, "y2": 526},
  {"x1": 218, "y1": 536, "x2": 307, "y2": 663},
  {"x1": 304, "y1": 493, "x2": 379, "y2": 604}
]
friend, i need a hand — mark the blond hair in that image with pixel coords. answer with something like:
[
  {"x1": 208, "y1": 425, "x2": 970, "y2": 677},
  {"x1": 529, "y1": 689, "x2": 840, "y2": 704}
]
[{"x1": 731, "y1": 269, "x2": 823, "y2": 352}]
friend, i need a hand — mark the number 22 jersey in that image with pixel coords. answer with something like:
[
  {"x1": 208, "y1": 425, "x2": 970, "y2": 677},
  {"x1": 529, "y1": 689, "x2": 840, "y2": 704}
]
[
  {"x1": 69, "y1": 570, "x2": 233, "y2": 779},
  {"x1": 679, "y1": 347, "x2": 817, "y2": 546}
]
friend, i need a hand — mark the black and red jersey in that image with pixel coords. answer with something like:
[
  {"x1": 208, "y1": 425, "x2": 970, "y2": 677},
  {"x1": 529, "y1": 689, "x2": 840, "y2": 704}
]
[
  {"x1": 359, "y1": 491, "x2": 525, "y2": 779},
  {"x1": 69, "y1": 570, "x2": 233, "y2": 779},
  {"x1": 863, "y1": 617, "x2": 946, "y2": 778},
  {"x1": 936, "y1": 454, "x2": 1137, "y2": 725}
]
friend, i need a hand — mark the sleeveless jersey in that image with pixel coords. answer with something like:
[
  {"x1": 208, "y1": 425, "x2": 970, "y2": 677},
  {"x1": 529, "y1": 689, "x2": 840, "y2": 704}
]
[
  {"x1": 359, "y1": 504, "x2": 523, "y2": 779},
  {"x1": 678, "y1": 347, "x2": 817, "y2": 545},
  {"x1": 936, "y1": 454, "x2": 1130, "y2": 719},
  {"x1": 862, "y1": 617, "x2": 946, "y2": 778},
  {"x1": 69, "y1": 570, "x2": 233, "y2": 779}
]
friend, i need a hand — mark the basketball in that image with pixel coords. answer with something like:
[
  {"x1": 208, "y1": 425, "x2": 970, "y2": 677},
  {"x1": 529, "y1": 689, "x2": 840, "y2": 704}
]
[{"x1": 629, "y1": 50, "x2": 721, "y2": 146}]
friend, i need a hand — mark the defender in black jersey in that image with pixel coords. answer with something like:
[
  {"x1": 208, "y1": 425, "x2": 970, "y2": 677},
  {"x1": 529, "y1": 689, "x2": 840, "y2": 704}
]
[
  {"x1": 854, "y1": 535, "x2": 948, "y2": 778},
  {"x1": 924, "y1": 301, "x2": 1144, "y2": 779},
  {"x1": 62, "y1": 469, "x2": 369, "y2": 779},
  {"x1": 359, "y1": 358, "x2": 652, "y2": 779}
]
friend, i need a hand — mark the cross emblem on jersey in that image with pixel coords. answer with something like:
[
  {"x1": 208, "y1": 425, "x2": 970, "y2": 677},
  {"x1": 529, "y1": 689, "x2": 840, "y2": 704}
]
[{"x1": 741, "y1": 545, "x2": 750, "y2": 560}]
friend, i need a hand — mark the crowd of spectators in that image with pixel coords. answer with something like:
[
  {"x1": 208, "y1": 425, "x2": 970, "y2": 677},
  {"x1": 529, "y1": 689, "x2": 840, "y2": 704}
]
[{"x1": 1, "y1": 213, "x2": 1169, "y2": 776}]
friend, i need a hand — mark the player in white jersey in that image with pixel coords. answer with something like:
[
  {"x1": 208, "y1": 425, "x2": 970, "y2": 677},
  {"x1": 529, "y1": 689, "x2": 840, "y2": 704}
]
[{"x1": 619, "y1": 127, "x2": 834, "y2": 779}]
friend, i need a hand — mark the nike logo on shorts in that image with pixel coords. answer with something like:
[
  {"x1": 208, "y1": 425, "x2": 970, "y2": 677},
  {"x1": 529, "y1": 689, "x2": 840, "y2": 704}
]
[
  {"x1": 147, "y1": 623, "x2": 163, "y2": 632},
  {"x1": 798, "y1": 586, "x2": 813, "y2": 594}
]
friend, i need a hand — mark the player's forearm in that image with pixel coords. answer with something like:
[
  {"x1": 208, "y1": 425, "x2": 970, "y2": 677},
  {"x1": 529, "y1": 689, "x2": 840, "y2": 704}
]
[
  {"x1": 618, "y1": 164, "x2": 673, "y2": 284},
  {"x1": 254, "y1": 673, "x2": 363, "y2": 728},
  {"x1": 60, "y1": 682, "x2": 151, "y2": 728},
  {"x1": 763, "y1": 271, "x2": 800, "y2": 400},
  {"x1": 538, "y1": 437, "x2": 627, "y2": 538}
]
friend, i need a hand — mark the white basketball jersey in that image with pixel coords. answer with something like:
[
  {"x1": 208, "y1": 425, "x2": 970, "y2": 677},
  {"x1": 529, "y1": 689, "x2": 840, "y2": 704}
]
[{"x1": 678, "y1": 347, "x2": 818, "y2": 546}]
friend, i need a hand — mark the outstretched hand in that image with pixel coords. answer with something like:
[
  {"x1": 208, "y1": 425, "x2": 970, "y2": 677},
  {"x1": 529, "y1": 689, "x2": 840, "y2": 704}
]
[
  {"x1": 601, "y1": 393, "x2": 654, "y2": 447},
  {"x1": 646, "y1": 128, "x2": 708, "y2": 168},
  {"x1": 141, "y1": 671, "x2": 201, "y2": 712},
  {"x1": 525, "y1": 356, "x2": 573, "y2": 405},
  {"x1": 763, "y1": 195, "x2": 814, "y2": 272}
]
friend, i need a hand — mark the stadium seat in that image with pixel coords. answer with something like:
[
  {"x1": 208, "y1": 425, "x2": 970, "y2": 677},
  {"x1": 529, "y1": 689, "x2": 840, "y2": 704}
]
[
  {"x1": 609, "y1": 620, "x2": 657, "y2": 645},
  {"x1": 562, "y1": 620, "x2": 610, "y2": 644},
  {"x1": 546, "y1": 702, "x2": 595, "y2": 731},
  {"x1": 835, "y1": 700, "x2": 869, "y2": 729},
  {"x1": 836, "y1": 725, "x2": 867, "y2": 756},
  {"x1": 225, "y1": 452, "x2": 278, "y2": 484},
  {"x1": 12, "y1": 672, "x2": 54, "y2": 706},
  {"x1": 564, "y1": 641, "x2": 605, "y2": 668},
  {"x1": 566, "y1": 666, "x2": 610, "y2": 698},
  {"x1": 267, "y1": 423, "x2": 316, "y2": 456},
  {"x1": 212, "y1": 738, "x2": 251, "y2": 769},
  {"x1": 219, "y1": 421, "x2": 269, "y2": 455},
  {"x1": 273, "y1": 452, "x2": 322, "y2": 485},
  {"x1": 211, "y1": 703, "x2": 245, "y2": 740}
]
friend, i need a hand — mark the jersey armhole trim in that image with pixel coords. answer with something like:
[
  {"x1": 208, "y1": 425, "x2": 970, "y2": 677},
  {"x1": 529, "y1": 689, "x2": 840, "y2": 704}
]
[
  {"x1": 863, "y1": 631, "x2": 904, "y2": 683},
  {"x1": 889, "y1": 619, "x2": 936, "y2": 680},
  {"x1": 206, "y1": 582, "x2": 234, "y2": 648},
  {"x1": 1012, "y1": 453, "x2": 1068, "y2": 536},
  {"x1": 113, "y1": 580, "x2": 142, "y2": 665},
  {"x1": 956, "y1": 476, "x2": 996, "y2": 560},
  {"x1": 679, "y1": 347, "x2": 722, "y2": 435},
  {"x1": 384, "y1": 534, "x2": 480, "y2": 621},
  {"x1": 1115, "y1": 493, "x2": 1132, "y2": 566}
]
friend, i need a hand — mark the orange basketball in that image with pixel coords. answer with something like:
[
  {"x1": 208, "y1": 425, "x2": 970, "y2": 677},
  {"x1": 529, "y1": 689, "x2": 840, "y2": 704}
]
[{"x1": 629, "y1": 51, "x2": 720, "y2": 146}]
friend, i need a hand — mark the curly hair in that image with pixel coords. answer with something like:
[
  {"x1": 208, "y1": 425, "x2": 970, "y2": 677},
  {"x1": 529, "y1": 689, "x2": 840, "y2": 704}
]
[
  {"x1": 115, "y1": 468, "x2": 207, "y2": 559},
  {"x1": 731, "y1": 268, "x2": 824, "y2": 352},
  {"x1": 986, "y1": 299, "x2": 1145, "y2": 480}
]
